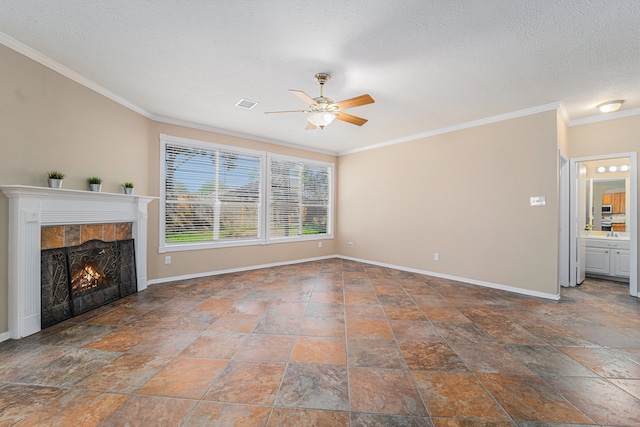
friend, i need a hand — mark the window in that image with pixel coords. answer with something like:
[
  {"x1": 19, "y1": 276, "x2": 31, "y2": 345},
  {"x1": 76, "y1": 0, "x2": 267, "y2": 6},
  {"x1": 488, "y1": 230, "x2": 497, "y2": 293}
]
[
  {"x1": 268, "y1": 157, "x2": 331, "y2": 239},
  {"x1": 161, "y1": 135, "x2": 263, "y2": 251},
  {"x1": 160, "y1": 134, "x2": 333, "y2": 252}
]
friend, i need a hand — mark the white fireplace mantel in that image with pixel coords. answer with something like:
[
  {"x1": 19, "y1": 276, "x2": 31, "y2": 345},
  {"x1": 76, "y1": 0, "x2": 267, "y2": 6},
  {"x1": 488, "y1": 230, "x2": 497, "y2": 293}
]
[{"x1": 0, "y1": 185, "x2": 157, "y2": 339}]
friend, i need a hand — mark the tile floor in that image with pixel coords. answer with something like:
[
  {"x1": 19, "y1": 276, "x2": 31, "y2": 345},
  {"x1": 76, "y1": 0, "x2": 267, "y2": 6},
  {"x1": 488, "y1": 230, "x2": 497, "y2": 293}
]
[{"x1": 1, "y1": 259, "x2": 640, "y2": 426}]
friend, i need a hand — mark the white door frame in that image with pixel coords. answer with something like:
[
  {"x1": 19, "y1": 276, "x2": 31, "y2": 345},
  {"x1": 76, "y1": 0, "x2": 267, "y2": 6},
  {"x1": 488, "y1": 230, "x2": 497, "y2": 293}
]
[
  {"x1": 558, "y1": 151, "x2": 570, "y2": 288},
  {"x1": 569, "y1": 152, "x2": 638, "y2": 296}
]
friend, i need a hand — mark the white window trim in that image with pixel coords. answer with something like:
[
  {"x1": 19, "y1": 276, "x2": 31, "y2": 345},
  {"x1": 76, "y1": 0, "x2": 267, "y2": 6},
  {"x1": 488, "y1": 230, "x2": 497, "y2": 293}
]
[
  {"x1": 266, "y1": 153, "x2": 334, "y2": 244},
  {"x1": 159, "y1": 134, "x2": 334, "y2": 253},
  {"x1": 159, "y1": 134, "x2": 265, "y2": 253}
]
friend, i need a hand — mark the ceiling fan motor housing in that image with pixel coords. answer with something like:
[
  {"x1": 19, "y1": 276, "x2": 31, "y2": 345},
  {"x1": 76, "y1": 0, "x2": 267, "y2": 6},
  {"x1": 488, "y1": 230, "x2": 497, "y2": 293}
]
[
  {"x1": 314, "y1": 73, "x2": 331, "y2": 85},
  {"x1": 312, "y1": 97, "x2": 337, "y2": 112}
]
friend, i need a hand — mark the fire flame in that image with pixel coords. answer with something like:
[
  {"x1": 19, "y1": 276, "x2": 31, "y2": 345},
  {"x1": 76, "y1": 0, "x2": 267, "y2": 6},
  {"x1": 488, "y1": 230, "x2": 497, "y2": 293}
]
[{"x1": 72, "y1": 264, "x2": 104, "y2": 293}]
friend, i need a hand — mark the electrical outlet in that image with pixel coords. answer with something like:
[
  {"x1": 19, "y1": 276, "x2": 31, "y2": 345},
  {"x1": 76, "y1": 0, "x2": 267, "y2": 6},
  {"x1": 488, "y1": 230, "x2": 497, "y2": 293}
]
[
  {"x1": 348, "y1": 242, "x2": 354, "y2": 248},
  {"x1": 318, "y1": 241, "x2": 323, "y2": 248},
  {"x1": 434, "y1": 252, "x2": 439, "y2": 261},
  {"x1": 165, "y1": 255, "x2": 171, "y2": 264}
]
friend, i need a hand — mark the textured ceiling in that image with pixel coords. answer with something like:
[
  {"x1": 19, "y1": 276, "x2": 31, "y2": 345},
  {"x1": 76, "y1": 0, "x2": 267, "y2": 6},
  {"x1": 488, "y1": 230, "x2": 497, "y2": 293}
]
[{"x1": 1, "y1": 1, "x2": 639, "y2": 154}]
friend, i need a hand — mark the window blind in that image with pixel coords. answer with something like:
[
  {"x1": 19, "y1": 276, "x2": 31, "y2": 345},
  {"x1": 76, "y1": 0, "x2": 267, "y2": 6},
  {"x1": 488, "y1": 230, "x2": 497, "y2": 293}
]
[
  {"x1": 164, "y1": 142, "x2": 262, "y2": 244},
  {"x1": 269, "y1": 157, "x2": 330, "y2": 238}
]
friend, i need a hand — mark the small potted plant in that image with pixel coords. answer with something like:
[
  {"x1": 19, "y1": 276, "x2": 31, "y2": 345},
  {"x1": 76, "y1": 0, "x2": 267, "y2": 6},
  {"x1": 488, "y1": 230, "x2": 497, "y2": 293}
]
[
  {"x1": 88, "y1": 177, "x2": 103, "y2": 192},
  {"x1": 47, "y1": 171, "x2": 65, "y2": 188},
  {"x1": 122, "y1": 182, "x2": 134, "y2": 195}
]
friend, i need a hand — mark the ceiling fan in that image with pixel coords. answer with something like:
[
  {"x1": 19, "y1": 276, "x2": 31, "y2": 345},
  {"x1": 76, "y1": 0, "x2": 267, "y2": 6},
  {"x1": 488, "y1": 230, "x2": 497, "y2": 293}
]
[{"x1": 265, "y1": 73, "x2": 375, "y2": 130}]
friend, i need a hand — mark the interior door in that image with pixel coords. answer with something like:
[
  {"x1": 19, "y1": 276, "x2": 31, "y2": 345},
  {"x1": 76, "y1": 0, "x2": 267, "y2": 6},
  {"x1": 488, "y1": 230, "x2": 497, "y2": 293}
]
[
  {"x1": 559, "y1": 152, "x2": 570, "y2": 288},
  {"x1": 576, "y1": 162, "x2": 587, "y2": 284}
]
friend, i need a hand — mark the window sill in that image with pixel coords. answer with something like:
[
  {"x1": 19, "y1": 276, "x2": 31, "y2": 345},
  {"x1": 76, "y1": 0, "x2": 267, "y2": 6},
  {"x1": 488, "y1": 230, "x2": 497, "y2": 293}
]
[{"x1": 159, "y1": 234, "x2": 333, "y2": 253}]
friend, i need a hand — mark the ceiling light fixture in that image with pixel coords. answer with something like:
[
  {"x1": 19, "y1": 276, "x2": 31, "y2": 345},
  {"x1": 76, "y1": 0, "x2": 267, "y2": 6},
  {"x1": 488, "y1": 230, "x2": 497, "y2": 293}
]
[
  {"x1": 597, "y1": 100, "x2": 624, "y2": 113},
  {"x1": 307, "y1": 112, "x2": 337, "y2": 129},
  {"x1": 596, "y1": 164, "x2": 629, "y2": 173}
]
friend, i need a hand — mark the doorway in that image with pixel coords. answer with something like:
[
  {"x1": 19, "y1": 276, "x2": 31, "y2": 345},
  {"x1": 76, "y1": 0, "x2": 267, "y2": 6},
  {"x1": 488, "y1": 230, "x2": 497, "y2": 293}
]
[
  {"x1": 568, "y1": 153, "x2": 637, "y2": 297},
  {"x1": 559, "y1": 152, "x2": 570, "y2": 288}
]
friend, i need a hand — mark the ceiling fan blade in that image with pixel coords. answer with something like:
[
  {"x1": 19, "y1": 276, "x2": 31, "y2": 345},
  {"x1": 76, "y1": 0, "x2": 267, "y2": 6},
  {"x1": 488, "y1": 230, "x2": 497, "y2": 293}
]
[
  {"x1": 264, "y1": 110, "x2": 310, "y2": 114},
  {"x1": 290, "y1": 90, "x2": 317, "y2": 105},
  {"x1": 336, "y1": 112, "x2": 368, "y2": 126},
  {"x1": 335, "y1": 94, "x2": 375, "y2": 110},
  {"x1": 305, "y1": 122, "x2": 316, "y2": 130}
]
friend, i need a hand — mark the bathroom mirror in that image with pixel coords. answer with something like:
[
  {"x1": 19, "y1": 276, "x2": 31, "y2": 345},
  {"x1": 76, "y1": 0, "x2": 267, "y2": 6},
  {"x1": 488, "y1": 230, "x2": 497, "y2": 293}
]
[{"x1": 586, "y1": 178, "x2": 627, "y2": 232}]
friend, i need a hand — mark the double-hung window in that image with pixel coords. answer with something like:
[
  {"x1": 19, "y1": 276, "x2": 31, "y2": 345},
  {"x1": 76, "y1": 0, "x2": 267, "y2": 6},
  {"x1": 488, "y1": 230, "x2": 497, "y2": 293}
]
[
  {"x1": 160, "y1": 134, "x2": 333, "y2": 252},
  {"x1": 160, "y1": 135, "x2": 263, "y2": 251},
  {"x1": 268, "y1": 156, "x2": 332, "y2": 240}
]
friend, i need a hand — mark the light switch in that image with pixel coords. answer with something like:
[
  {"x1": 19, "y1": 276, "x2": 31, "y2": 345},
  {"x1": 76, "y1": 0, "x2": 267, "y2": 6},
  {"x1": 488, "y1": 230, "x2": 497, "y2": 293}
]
[{"x1": 530, "y1": 196, "x2": 546, "y2": 207}]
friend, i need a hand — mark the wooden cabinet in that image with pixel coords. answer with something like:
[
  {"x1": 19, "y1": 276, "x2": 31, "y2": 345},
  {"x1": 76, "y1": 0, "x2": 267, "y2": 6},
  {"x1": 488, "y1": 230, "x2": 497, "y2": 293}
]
[
  {"x1": 612, "y1": 192, "x2": 625, "y2": 213},
  {"x1": 612, "y1": 223, "x2": 625, "y2": 232},
  {"x1": 602, "y1": 192, "x2": 625, "y2": 213}
]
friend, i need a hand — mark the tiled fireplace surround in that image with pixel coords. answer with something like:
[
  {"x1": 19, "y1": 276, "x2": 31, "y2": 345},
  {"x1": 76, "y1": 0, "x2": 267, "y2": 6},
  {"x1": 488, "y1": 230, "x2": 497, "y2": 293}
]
[
  {"x1": 0, "y1": 185, "x2": 155, "y2": 339},
  {"x1": 41, "y1": 222, "x2": 133, "y2": 250}
]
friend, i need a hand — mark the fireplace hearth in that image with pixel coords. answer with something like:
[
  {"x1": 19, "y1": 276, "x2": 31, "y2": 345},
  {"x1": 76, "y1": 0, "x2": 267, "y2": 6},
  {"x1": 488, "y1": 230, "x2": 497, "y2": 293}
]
[{"x1": 41, "y1": 239, "x2": 137, "y2": 328}]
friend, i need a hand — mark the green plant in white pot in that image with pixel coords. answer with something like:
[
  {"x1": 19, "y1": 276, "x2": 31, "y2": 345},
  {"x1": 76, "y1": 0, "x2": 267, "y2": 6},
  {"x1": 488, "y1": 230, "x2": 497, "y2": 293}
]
[
  {"x1": 122, "y1": 182, "x2": 134, "y2": 195},
  {"x1": 47, "y1": 171, "x2": 65, "y2": 188},
  {"x1": 88, "y1": 176, "x2": 103, "y2": 192}
]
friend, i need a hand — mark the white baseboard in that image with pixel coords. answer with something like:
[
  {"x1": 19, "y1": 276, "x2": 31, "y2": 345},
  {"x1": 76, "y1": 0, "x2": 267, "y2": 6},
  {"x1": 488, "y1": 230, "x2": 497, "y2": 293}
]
[
  {"x1": 147, "y1": 254, "x2": 559, "y2": 300},
  {"x1": 0, "y1": 331, "x2": 10, "y2": 343},
  {"x1": 338, "y1": 255, "x2": 560, "y2": 301},
  {"x1": 146, "y1": 255, "x2": 337, "y2": 286}
]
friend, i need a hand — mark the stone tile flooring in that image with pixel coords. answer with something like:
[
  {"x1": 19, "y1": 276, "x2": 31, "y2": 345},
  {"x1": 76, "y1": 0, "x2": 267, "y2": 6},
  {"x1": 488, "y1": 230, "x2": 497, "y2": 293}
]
[{"x1": 1, "y1": 259, "x2": 640, "y2": 426}]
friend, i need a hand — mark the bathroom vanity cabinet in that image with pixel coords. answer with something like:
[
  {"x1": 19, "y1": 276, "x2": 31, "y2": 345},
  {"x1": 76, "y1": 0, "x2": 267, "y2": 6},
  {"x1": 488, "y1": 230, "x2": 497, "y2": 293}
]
[{"x1": 585, "y1": 237, "x2": 630, "y2": 280}]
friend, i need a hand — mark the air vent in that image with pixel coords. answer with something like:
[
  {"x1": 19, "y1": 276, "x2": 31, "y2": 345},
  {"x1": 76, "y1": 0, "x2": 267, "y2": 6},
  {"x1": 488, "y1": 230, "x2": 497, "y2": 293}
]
[{"x1": 236, "y1": 98, "x2": 258, "y2": 109}]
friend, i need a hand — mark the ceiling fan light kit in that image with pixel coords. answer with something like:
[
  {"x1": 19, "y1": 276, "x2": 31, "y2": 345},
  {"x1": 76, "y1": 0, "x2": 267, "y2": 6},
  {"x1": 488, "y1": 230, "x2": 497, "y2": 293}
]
[
  {"x1": 307, "y1": 112, "x2": 337, "y2": 129},
  {"x1": 265, "y1": 73, "x2": 375, "y2": 130}
]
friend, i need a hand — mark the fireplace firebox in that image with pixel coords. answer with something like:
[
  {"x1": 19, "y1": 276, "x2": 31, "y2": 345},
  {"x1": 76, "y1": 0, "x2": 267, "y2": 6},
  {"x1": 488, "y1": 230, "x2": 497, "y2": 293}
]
[{"x1": 41, "y1": 239, "x2": 137, "y2": 328}]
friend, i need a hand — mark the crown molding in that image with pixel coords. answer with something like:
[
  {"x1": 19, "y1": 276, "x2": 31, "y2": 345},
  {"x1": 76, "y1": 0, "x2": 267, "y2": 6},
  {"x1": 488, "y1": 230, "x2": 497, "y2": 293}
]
[
  {"x1": 568, "y1": 107, "x2": 640, "y2": 127},
  {"x1": 1, "y1": 31, "x2": 338, "y2": 157},
  {"x1": 150, "y1": 114, "x2": 338, "y2": 156},
  {"x1": 557, "y1": 102, "x2": 570, "y2": 125},
  {"x1": 5, "y1": 31, "x2": 639, "y2": 158},
  {"x1": 339, "y1": 102, "x2": 562, "y2": 156},
  {"x1": 0, "y1": 31, "x2": 152, "y2": 118}
]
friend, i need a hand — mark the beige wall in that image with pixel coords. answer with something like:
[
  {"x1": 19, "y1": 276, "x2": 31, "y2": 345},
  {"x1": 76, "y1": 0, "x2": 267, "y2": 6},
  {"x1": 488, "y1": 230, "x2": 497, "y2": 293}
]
[
  {"x1": 568, "y1": 114, "x2": 640, "y2": 284},
  {"x1": 146, "y1": 122, "x2": 338, "y2": 281},
  {"x1": 337, "y1": 110, "x2": 561, "y2": 296},
  {"x1": 557, "y1": 111, "x2": 569, "y2": 157},
  {"x1": 0, "y1": 45, "x2": 151, "y2": 333},
  {"x1": 0, "y1": 45, "x2": 337, "y2": 335},
  {"x1": 568, "y1": 115, "x2": 640, "y2": 158}
]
